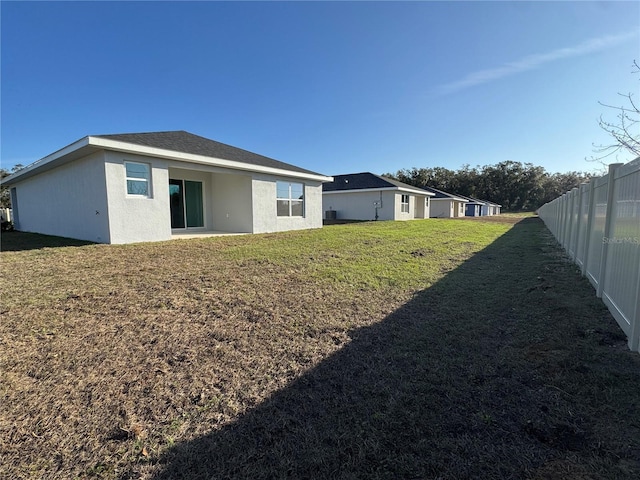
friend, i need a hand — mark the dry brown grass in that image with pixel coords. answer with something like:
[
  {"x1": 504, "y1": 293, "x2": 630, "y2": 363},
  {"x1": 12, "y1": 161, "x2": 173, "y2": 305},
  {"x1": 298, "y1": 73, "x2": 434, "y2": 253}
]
[{"x1": 1, "y1": 217, "x2": 639, "y2": 479}]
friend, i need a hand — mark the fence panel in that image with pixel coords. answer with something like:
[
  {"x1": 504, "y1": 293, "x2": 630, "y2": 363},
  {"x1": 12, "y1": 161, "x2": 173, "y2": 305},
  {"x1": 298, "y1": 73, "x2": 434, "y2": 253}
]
[
  {"x1": 0, "y1": 208, "x2": 11, "y2": 223},
  {"x1": 575, "y1": 183, "x2": 591, "y2": 268},
  {"x1": 601, "y1": 162, "x2": 640, "y2": 345},
  {"x1": 537, "y1": 158, "x2": 640, "y2": 353},
  {"x1": 567, "y1": 188, "x2": 579, "y2": 259},
  {"x1": 585, "y1": 177, "x2": 609, "y2": 290}
]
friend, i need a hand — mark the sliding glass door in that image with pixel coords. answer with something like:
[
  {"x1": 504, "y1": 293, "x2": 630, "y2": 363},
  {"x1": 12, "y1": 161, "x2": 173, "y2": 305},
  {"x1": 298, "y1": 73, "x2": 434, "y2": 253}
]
[{"x1": 169, "y1": 179, "x2": 204, "y2": 229}]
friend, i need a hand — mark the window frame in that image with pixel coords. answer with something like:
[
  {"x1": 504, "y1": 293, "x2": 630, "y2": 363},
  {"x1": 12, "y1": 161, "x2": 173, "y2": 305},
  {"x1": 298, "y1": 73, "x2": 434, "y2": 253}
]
[
  {"x1": 124, "y1": 161, "x2": 152, "y2": 198},
  {"x1": 276, "y1": 180, "x2": 305, "y2": 217},
  {"x1": 401, "y1": 194, "x2": 410, "y2": 213}
]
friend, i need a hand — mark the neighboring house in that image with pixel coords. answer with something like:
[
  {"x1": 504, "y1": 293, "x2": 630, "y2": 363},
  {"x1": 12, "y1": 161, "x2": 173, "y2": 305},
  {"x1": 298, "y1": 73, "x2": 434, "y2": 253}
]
[
  {"x1": 460, "y1": 195, "x2": 502, "y2": 216},
  {"x1": 483, "y1": 200, "x2": 502, "y2": 216},
  {"x1": 322, "y1": 172, "x2": 435, "y2": 221},
  {"x1": 457, "y1": 195, "x2": 485, "y2": 217},
  {"x1": 420, "y1": 186, "x2": 468, "y2": 218},
  {"x1": 1, "y1": 131, "x2": 332, "y2": 244}
]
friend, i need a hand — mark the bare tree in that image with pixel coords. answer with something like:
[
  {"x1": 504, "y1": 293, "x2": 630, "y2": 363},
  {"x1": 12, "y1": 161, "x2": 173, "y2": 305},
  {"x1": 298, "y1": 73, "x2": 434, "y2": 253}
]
[{"x1": 589, "y1": 61, "x2": 640, "y2": 165}]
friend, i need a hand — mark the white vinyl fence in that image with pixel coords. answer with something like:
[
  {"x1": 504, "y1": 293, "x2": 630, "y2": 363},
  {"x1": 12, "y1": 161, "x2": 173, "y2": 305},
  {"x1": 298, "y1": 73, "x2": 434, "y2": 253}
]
[
  {"x1": 537, "y1": 158, "x2": 640, "y2": 353},
  {"x1": 0, "y1": 208, "x2": 11, "y2": 223}
]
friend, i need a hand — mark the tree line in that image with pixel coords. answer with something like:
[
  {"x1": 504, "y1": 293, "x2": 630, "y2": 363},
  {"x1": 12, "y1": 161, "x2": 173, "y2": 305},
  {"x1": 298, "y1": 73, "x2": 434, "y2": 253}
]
[{"x1": 385, "y1": 161, "x2": 596, "y2": 211}]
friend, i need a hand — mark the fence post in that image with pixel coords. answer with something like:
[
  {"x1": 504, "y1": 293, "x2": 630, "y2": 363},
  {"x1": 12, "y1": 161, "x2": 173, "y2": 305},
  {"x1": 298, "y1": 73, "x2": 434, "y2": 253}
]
[
  {"x1": 596, "y1": 163, "x2": 623, "y2": 298},
  {"x1": 630, "y1": 273, "x2": 640, "y2": 352}
]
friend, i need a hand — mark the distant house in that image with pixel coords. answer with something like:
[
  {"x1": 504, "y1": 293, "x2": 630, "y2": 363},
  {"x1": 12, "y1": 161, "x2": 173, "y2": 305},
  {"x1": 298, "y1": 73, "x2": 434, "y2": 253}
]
[
  {"x1": 457, "y1": 195, "x2": 485, "y2": 217},
  {"x1": 420, "y1": 186, "x2": 468, "y2": 218},
  {"x1": 459, "y1": 195, "x2": 502, "y2": 216},
  {"x1": 482, "y1": 200, "x2": 502, "y2": 216},
  {"x1": 1, "y1": 131, "x2": 332, "y2": 244},
  {"x1": 322, "y1": 172, "x2": 435, "y2": 221}
]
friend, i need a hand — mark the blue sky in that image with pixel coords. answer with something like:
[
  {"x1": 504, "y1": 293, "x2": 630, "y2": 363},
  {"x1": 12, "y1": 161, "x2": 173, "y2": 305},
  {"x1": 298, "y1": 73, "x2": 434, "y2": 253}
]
[{"x1": 2, "y1": 1, "x2": 639, "y2": 176}]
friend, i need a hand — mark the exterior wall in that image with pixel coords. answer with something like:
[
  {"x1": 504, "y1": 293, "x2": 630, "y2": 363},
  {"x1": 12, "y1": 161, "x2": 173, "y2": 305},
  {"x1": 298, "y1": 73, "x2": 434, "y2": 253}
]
[
  {"x1": 104, "y1": 152, "x2": 171, "y2": 244},
  {"x1": 393, "y1": 192, "x2": 417, "y2": 221},
  {"x1": 9, "y1": 149, "x2": 326, "y2": 243},
  {"x1": 430, "y1": 199, "x2": 454, "y2": 218},
  {"x1": 211, "y1": 172, "x2": 253, "y2": 233},
  {"x1": 465, "y1": 204, "x2": 481, "y2": 216},
  {"x1": 322, "y1": 190, "x2": 397, "y2": 221},
  {"x1": 252, "y1": 174, "x2": 324, "y2": 233},
  {"x1": 9, "y1": 152, "x2": 111, "y2": 242},
  {"x1": 414, "y1": 195, "x2": 428, "y2": 219}
]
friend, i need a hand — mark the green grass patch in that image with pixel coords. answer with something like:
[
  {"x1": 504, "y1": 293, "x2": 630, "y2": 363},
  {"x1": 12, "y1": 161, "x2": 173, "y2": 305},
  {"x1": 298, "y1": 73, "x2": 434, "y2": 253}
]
[{"x1": 219, "y1": 219, "x2": 511, "y2": 290}]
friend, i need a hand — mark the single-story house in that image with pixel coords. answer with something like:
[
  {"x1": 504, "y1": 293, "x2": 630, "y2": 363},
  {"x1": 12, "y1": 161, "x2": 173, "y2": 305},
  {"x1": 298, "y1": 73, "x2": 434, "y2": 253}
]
[
  {"x1": 457, "y1": 195, "x2": 485, "y2": 217},
  {"x1": 1, "y1": 131, "x2": 332, "y2": 244},
  {"x1": 420, "y1": 186, "x2": 468, "y2": 218},
  {"x1": 322, "y1": 172, "x2": 435, "y2": 221},
  {"x1": 459, "y1": 195, "x2": 502, "y2": 216},
  {"x1": 482, "y1": 200, "x2": 502, "y2": 216}
]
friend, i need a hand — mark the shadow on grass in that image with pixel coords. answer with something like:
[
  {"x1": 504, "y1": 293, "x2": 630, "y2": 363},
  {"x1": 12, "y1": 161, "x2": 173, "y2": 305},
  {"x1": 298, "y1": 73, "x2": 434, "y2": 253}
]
[
  {"x1": 0, "y1": 231, "x2": 96, "y2": 252},
  {"x1": 141, "y1": 218, "x2": 640, "y2": 479}
]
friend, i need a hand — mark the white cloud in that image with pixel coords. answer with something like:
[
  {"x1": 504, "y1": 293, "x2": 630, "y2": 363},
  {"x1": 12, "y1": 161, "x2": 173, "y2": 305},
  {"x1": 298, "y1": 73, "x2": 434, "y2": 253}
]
[{"x1": 434, "y1": 31, "x2": 638, "y2": 95}]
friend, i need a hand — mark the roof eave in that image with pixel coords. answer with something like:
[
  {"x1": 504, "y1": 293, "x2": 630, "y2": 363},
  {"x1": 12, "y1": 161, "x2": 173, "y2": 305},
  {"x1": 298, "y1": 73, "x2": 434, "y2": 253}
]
[
  {"x1": 323, "y1": 186, "x2": 435, "y2": 195},
  {"x1": 1, "y1": 136, "x2": 332, "y2": 185},
  {"x1": 88, "y1": 137, "x2": 332, "y2": 182},
  {"x1": 1, "y1": 137, "x2": 95, "y2": 186},
  {"x1": 430, "y1": 197, "x2": 469, "y2": 202}
]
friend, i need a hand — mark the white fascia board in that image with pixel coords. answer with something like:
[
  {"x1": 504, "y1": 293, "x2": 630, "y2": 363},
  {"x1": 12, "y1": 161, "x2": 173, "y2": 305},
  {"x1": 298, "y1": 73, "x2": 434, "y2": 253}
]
[
  {"x1": 1, "y1": 136, "x2": 91, "y2": 185},
  {"x1": 430, "y1": 196, "x2": 469, "y2": 203},
  {"x1": 323, "y1": 187, "x2": 396, "y2": 195},
  {"x1": 88, "y1": 137, "x2": 333, "y2": 183},
  {"x1": 397, "y1": 186, "x2": 435, "y2": 196}
]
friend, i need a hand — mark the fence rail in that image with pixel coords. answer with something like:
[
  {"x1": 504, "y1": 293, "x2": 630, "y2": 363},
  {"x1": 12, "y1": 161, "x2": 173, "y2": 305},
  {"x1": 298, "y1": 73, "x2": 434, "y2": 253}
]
[{"x1": 537, "y1": 158, "x2": 640, "y2": 353}]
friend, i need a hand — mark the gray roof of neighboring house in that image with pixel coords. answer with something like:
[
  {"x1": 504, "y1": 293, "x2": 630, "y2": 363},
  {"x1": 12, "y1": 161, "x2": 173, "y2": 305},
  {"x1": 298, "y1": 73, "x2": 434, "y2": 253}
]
[
  {"x1": 323, "y1": 172, "x2": 434, "y2": 195},
  {"x1": 465, "y1": 195, "x2": 502, "y2": 207},
  {"x1": 94, "y1": 130, "x2": 321, "y2": 176},
  {"x1": 420, "y1": 185, "x2": 469, "y2": 202},
  {"x1": 456, "y1": 194, "x2": 486, "y2": 205}
]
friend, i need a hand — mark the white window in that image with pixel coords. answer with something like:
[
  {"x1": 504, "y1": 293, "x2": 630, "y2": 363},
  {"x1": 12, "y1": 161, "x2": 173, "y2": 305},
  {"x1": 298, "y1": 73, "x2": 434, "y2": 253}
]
[
  {"x1": 276, "y1": 181, "x2": 304, "y2": 217},
  {"x1": 125, "y1": 161, "x2": 151, "y2": 197},
  {"x1": 401, "y1": 194, "x2": 410, "y2": 213}
]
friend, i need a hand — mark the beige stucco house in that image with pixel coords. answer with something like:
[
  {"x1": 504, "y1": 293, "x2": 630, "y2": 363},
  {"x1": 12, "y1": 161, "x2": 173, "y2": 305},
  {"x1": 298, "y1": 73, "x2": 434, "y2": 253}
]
[
  {"x1": 322, "y1": 172, "x2": 434, "y2": 221},
  {"x1": 421, "y1": 186, "x2": 469, "y2": 218},
  {"x1": 1, "y1": 131, "x2": 332, "y2": 244}
]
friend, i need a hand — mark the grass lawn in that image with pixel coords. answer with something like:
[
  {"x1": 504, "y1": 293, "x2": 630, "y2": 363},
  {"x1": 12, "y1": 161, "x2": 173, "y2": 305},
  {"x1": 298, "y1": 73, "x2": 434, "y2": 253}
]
[{"x1": 1, "y1": 216, "x2": 639, "y2": 479}]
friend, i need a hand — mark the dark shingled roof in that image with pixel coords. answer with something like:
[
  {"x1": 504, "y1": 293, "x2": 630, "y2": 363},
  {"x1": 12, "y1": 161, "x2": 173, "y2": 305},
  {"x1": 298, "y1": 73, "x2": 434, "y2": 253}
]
[
  {"x1": 420, "y1": 185, "x2": 467, "y2": 200},
  {"x1": 323, "y1": 172, "x2": 430, "y2": 193},
  {"x1": 94, "y1": 130, "x2": 321, "y2": 176}
]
